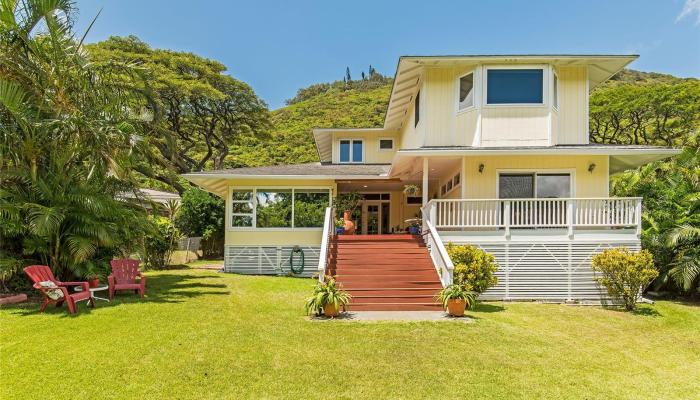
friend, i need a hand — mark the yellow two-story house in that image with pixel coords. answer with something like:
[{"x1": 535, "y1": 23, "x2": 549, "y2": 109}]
[{"x1": 185, "y1": 54, "x2": 678, "y2": 305}]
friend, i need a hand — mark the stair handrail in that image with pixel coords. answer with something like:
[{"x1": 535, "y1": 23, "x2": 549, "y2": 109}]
[
  {"x1": 423, "y1": 219, "x2": 454, "y2": 287},
  {"x1": 317, "y1": 206, "x2": 334, "y2": 283}
]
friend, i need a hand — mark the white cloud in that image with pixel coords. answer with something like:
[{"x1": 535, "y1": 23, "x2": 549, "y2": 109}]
[{"x1": 677, "y1": 0, "x2": 700, "y2": 24}]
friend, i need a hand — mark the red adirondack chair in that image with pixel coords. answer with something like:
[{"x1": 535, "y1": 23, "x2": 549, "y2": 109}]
[
  {"x1": 23, "y1": 265, "x2": 94, "y2": 314},
  {"x1": 108, "y1": 259, "x2": 146, "y2": 300}
]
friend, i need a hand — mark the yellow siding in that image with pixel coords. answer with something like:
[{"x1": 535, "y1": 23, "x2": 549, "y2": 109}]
[
  {"x1": 423, "y1": 68, "x2": 457, "y2": 146},
  {"x1": 455, "y1": 108, "x2": 478, "y2": 146},
  {"x1": 462, "y1": 155, "x2": 609, "y2": 198},
  {"x1": 481, "y1": 107, "x2": 550, "y2": 146},
  {"x1": 399, "y1": 90, "x2": 423, "y2": 149},
  {"x1": 557, "y1": 66, "x2": 588, "y2": 144},
  {"x1": 331, "y1": 131, "x2": 399, "y2": 164},
  {"x1": 224, "y1": 178, "x2": 336, "y2": 246}
]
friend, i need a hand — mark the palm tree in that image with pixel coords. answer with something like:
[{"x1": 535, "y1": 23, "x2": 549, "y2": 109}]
[{"x1": 0, "y1": 0, "x2": 152, "y2": 280}]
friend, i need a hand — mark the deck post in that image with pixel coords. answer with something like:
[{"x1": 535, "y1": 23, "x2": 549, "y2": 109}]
[
  {"x1": 504, "y1": 200, "x2": 511, "y2": 238},
  {"x1": 567, "y1": 199, "x2": 574, "y2": 238},
  {"x1": 635, "y1": 199, "x2": 642, "y2": 237}
]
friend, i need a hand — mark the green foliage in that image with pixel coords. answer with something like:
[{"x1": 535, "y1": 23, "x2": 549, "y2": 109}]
[
  {"x1": 446, "y1": 243, "x2": 499, "y2": 295},
  {"x1": 612, "y1": 139, "x2": 700, "y2": 295},
  {"x1": 232, "y1": 81, "x2": 392, "y2": 167},
  {"x1": 590, "y1": 74, "x2": 699, "y2": 146},
  {"x1": 436, "y1": 284, "x2": 476, "y2": 309},
  {"x1": 335, "y1": 192, "x2": 363, "y2": 214},
  {"x1": 0, "y1": 0, "x2": 150, "y2": 284},
  {"x1": 174, "y1": 187, "x2": 224, "y2": 257},
  {"x1": 142, "y1": 217, "x2": 180, "y2": 269},
  {"x1": 304, "y1": 276, "x2": 351, "y2": 316},
  {"x1": 591, "y1": 248, "x2": 658, "y2": 311},
  {"x1": 88, "y1": 35, "x2": 271, "y2": 193}
]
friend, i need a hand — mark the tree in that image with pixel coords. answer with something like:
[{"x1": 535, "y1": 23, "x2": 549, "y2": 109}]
[
  {"x1": 345, "y1": 66, "x2": 352, "y2": 83},
  {"x1": 174, "y1": 187, "x2": 225, "y2": 258},
  {"x1": 88, "y1": 36, "x2": 272, "y2": 193}
]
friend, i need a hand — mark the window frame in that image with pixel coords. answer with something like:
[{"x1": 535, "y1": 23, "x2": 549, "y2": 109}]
[
  {"x1": 227, "y1": 186, "x2": 333, "y2": 231},
  {"x1": 495, "y1": 169, "x2": 576, "y2": 199},
  {"x1": 378, "y1": 138, "x2": 394, "y2": 152},
  {"x1": 552, "y1": 69, "x2": 559, "y2": 111},
  {"x1": 414, "y1": 90, "x2": 420, "y2": 128},
  {"x1": 455, "y1": 71, "x2": 476, "y2": 113},
  {"x1": 338, "y1": 138, "x2": 364, "y2": 164},
  {"x1": 483, "y1": 65, "x2": 547, "y2": 108}
]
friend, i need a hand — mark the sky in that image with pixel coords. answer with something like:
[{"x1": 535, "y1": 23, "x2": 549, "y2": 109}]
[{"x1": 73, "y1": 0, "x2": 700, "y2": 109}]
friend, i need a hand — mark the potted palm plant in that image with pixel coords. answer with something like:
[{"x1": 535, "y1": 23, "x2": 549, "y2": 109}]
[
  {"x1": 437, "y1": 284, "x2": 476, "y2": 317},
  {"x1": 305, "y1": 277, "x2": 352, "y2": 318}
]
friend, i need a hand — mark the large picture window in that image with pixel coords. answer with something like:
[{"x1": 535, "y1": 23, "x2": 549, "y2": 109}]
[
  {"x1": 487, "y1": 69, "x2": 544, "y2": 105},
  {"x1": 230, "y1": 188, "x2": 331, "y2": 229}
]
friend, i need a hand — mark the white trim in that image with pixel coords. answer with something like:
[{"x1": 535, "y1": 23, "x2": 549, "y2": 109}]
[
  {"x1": 483, "y1": 65, "x2": 547, "y2": 108},
  {"x1": 227, "y1": 186, "x2": 333, "y2": 231},
  {"x1": 495, "y1": 168, "x2": 576, "y2": 199},
  {"x1": 552, "y1": 68, "x2": 560, "y2": 111},
  {"x1": 455, "y1": 70, "x2": 476, "y2": 114},
  {"x1": 338, "y1": 138, "x2": 365, "y2": 164},
  {"x1": 395, "y1": 147, "x2": 681, "y2": 157},
  {"x1": 378, "y1": 137, "x2": 395, "y2": 151},
  {"x1": 187, "y1": 174, "x2": 389, "y2": 180}
]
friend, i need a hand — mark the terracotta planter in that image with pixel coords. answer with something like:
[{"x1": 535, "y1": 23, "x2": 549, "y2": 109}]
[
  {"x1": 342, "y1": 211, "x2": 355, "y2": 235},
  {"x1": 88, "y1": 278, "x2": 100, "y2": 288},
  {"x1": 323, "y1": 303, "x2": 340, "y2": 317},
  {"x1": 447, "y1": 299, "x2": 466, "y2": 317}
]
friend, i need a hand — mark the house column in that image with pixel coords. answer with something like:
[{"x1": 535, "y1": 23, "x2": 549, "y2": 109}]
[{"x1": 422, "y1": 157, "x2": 429, "y2": 206}]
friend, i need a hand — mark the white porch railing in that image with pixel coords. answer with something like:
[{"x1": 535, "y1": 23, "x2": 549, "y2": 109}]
[
  {"x1": 425, "y1": 197, "x2": 643, "y2": 236},
  {"x1": 421, "y1": 206, "x2": 454, "y2": 287},
  {"x1": 317, "y1": 207, "x2": 335, "y2": 283}
]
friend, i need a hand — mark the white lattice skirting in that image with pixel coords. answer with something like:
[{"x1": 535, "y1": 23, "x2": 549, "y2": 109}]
[
  {"x1": 447, "y1": 239, "x2": 641, "y2": 301},
  {"x1": 224, "y1": 246, "x2": 321, "y2": 277}
]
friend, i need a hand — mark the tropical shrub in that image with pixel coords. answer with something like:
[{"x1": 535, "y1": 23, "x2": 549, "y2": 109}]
[
  {"x1": 591, "y1": 248, "x2": 658, "y2": 311},
  {"x1": 304, "y1": 277, "x2": 351, "y2": 316},
  {"x1": 174, "y1": 187, "x2": 225, "y2": 258},
  {"x1": 436, "y1": 284, "x2": 476, "y2": 310},
  {"x1": 142, "y1": 217, "x2": 181, "y2": 269},
  {"x1": 446, "y1": 244, "x2": 499, "y2": 295}
]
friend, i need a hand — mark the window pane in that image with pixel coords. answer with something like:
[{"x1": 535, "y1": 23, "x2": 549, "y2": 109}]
[
  {"x1": 256, "y1": 190, "x2": 292, "y2": 228},
  {"x1": 231, "y1": 215, "x2": 253, "y2": 227},
  {"x1": 231, "y1": 190, "x2": 253, "y2": 201},
  {"x1": 339, "y1": 140, "x2": 350, "y2": 162},
  {"x1": 231, "y1": 201, "x2": 253, "y2": 214},
  {"x1": 294, "y1": 190, "x2": 329, "y2": 227},
  {"x1": 499, "y1": 174, "x2": 534, "y2": 198},
  {"x1": 379, "y1": 139, "x2": 393, "y2": 150},
  {"x1": 487, "y1": 69, "x2": 543, "y2": 104},
  {"x1": 459, "y1": 73, "x2": 474, "y2": 109},
  {"x1": 352, "y1": 140, "x2": 363, "y2": 162},
  {"x1": 453, "y1": 173, "x2": 461, "y2": 186},
  {"x1": 406, "y1": 196, "x2": 422, "y2": 205},
  {"x1": 536, "y1": 174, "x2": 570, "y2": 198},
  {"x1": 553, "y1": 74, "x2": 559, "y2": 108}
]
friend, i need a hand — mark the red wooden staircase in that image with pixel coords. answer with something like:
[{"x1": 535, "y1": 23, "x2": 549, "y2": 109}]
[{"x1": 329, "y1": 234, "x2": 443, "y2": 311}]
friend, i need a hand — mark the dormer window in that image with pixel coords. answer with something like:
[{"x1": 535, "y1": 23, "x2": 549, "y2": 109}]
[
  {"x1": 458, "y1": 72, "x2": 474, "y2": 110},
  {"x1": 414, "y1": 91, "x2": 420, "y2": 127},
  {"x1": 339, "y1": 139, "x2": 363, "y2": 163},
  {"x1": 486, "y1": 68, "x2": 544, "y2": 105}
]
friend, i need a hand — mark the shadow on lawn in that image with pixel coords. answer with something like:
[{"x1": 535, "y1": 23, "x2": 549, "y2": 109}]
[
  {"x1": 472, "y1": 302, "x2": 505, "y2": 313},
  {"x1": 5, "y1": 271, "x2": 229, "y2": 318}
]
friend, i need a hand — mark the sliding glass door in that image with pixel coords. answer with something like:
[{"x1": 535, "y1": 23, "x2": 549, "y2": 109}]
[{"x1": 498, "y1": 172, "x2": 571, "y2": 227}]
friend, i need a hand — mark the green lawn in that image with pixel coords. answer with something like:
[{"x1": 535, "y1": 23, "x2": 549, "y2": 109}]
[{"x1": 1, "y1": 268, "x2": 699, "y2": 399}]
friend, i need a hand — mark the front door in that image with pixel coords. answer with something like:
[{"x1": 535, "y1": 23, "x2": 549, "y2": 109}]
[{"x1": 361, "y1": 201, "x2": 390, "y2": 234}]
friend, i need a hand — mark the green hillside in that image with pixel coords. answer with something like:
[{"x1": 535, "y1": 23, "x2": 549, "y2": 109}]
[
  {"x1": 230, "y1": 79, "x2": 392, "y2": 167},
  {"x1": 231, "y1": 69, "x2": 698, "y2": 168}
]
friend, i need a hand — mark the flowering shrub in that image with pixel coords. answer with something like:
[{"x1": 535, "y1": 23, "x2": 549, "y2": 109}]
[
  {"x1": 446, "y1": 243, "x2": 499, "y2": 295},
  {"x1": 591, "y1": 248, "x2": 657, "y2": 311}
]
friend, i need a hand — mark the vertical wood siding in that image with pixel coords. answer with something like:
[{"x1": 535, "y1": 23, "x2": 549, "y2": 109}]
[{"x1": 557, "y1": 66, "x2": 588, "y2": 144}]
